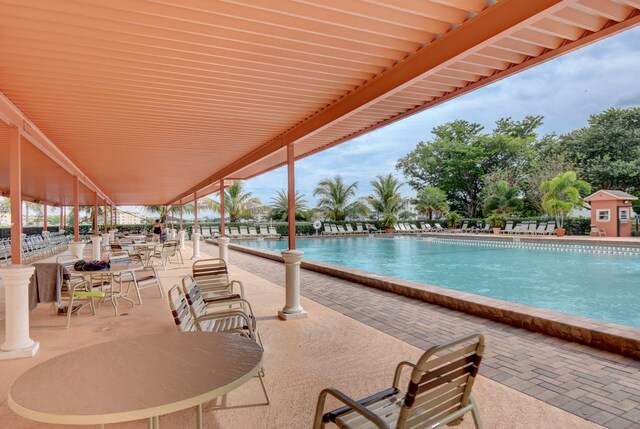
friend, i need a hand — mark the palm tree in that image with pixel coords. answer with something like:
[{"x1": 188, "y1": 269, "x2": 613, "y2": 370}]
[
  {"x1": 415, "y1": 187, "x2": 449, "y2": 220},
  {"x1": 366, "y1": 174, "x2": 405, "y2": 228},
  {"x1": 314, "y1": 175, "x2": 368, "y2": 221},
  {"x1": 482, "y1": 180, "x2": 522, "y2": 216},
  {"x1": 223, "y1": 181, "x2": 262, "y2": 222},
  {"x1": 270, "y1": 190, "x2": 308, "y2": 221},
  {"x1": 145, "y1": 201, "x2": 202, "y2": 224},
  {"x1": 541, "y1": 171, "x2": 591, "y2": 229}
]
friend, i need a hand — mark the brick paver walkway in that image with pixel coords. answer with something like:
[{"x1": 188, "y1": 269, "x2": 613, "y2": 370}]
[{"x1": 208, "y1": 244, "x2": 640, "y2": 429}]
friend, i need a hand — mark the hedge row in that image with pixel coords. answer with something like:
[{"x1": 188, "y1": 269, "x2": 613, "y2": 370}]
[{"x1": 1, "y1": 217, "x2": 629, "y2": 238}]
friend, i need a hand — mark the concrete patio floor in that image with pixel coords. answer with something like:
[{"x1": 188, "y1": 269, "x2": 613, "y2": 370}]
[{"x1": 0, "y1": 243, "x2": 604, "y2": 428}]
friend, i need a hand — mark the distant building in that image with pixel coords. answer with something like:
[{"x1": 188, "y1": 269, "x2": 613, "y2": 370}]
[
  {"x1": 116, "y1": 211, "x2": 147, "y2": 225},
  {"x1": 400, "y1": 200, "x2": 420, "y2": 218}
]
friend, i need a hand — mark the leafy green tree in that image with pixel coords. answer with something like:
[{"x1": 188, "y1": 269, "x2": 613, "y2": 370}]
[
  {"x1": 415, "y1": 187, "x2": 448, "y2": 220},
  {"x1": 396, "y1": 117, "x2": 540, "y2": 217},
  {"x1": 269, "y1": 190, "x2": 308, "y2": 221},
  {"x1": 541, "y1": 171, "x2": 591, "y2": 229},
  {"x1": 24, "y1": 202, "x2": 43, "y2": 226},
  {"x1": 559, "y1": 107, "x2": 640, "y2": 194},
  {"x1": 366, "y1": 174, "x2": 405, "y2": 228},
  {"x1": 314, "y1": 175, "x2": 368, "y2": 221},
  {"x1": 482, "y1": 180, "x2": 522, "y2": 216}
]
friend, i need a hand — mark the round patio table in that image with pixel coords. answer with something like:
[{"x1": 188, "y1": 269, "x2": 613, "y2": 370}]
[{"x1": 8, "y1": 332, "x2": 264, "y2": 428}]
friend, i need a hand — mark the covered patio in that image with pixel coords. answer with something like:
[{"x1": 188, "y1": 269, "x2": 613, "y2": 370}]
[{"x1": 1, "y1": 1, "x2": 640, "y2": 428}]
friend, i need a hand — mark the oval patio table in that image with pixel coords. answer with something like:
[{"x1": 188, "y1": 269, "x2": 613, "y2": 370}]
[{"x1": 8, "y1": 332, "x2": 264, "y2": 429}]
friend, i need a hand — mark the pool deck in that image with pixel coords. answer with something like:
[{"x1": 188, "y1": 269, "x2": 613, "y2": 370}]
[
  {"x1": 0, "y1": 243, "x2": 607, "y2": 429},
  {"x1": 207, "y1": 242, "x2": 640, "y2": 429}
]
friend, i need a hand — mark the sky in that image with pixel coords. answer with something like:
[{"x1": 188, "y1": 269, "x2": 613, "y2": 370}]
[{"x1": 240, "y1": 25, "x2": 640, "y2": 208}]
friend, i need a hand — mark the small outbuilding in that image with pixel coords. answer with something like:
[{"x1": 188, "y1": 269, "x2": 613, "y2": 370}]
[{"x1": 585, "y1": 190, "x2": 637, "y2": 237}]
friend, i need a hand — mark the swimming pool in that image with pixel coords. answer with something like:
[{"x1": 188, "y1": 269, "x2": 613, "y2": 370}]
[{"x1": 244, "y1": 236, "x2": 640, "y2": 328}]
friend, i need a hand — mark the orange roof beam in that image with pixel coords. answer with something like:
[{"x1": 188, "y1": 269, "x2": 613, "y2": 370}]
[{"x1": 0, "y1": 91, "x2": 115, "y2": 206}]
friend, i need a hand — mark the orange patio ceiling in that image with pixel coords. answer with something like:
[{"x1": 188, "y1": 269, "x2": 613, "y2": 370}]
[{"x1": 0, "y1": 0, "x2": 639, "y2": 206}]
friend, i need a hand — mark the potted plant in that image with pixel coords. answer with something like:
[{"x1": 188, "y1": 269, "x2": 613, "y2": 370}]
[
  {"x1": 486, "y1": 212, "x2": 506, "y2": 234},
  {"x1": 541, "y1": 171, "x2": 591, "y2": 237}
]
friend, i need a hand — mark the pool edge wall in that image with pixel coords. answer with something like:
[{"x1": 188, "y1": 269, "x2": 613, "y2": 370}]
[{"x1": 226, "y1": 241, "x2": 640, "y2": 360}]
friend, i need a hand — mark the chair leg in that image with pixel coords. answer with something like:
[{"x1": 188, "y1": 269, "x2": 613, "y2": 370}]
[
  {"x1": 66, "y1": 295, "x2": 75, "y2": 329},
  {"x1": 470, "y1": 397, "x2": 483, "y2": 429},
  {"x1": 258, "y1": 371, "x2": 270, "y2": 405}
]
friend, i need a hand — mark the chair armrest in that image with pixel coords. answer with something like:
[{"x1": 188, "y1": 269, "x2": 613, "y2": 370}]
[
  {"x1": 393, "y1": 361, "x2": 416, "y2": 388},
  {"x1": 313, "y1": 388, "x2": 391, "y2": 429},
  {"x1": 230, "y1": 279, "x2": 246, "y2": 298},
  {"x1": 203, "y1": 294, "x2": 241, "y2": 303},
  {"x1": 205, "y1": 297, "x2": 255, "y2": 317}
]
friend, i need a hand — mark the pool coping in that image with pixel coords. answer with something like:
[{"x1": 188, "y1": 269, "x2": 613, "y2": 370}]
[{"x1": 225, "y1": 241, "x2": 640, "y2": 359}]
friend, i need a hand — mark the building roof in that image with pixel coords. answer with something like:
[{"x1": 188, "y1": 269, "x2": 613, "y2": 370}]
[
  {"x1": 585, "y1": 190, "x2": 639, "y2": 201},
  {"x1": 1, "y1": 1, "x2": 639, "y2": 206}
]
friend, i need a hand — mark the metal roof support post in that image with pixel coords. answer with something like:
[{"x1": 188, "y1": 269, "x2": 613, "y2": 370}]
[
  {"x1": 219, "y1": 181, "x2": 225, "y2": 236},
  {"x1": 9, "y1": 126, "x2": 22, "y2": 264},
  {"x1": 42, "y1": 204, "x2": 47, "y2": 232},
  {"x1": 60, "y1": 206, "x2": 64, "y2": 231},
  {"x1": 192, "y1": 192, "x2": 201, "y2": 259},
  {"x1": 68, "y1": 176, "x2": 85, "y2": 259},
  {"x1": 1, "y1": 130, "x2": 38, "y2": 358},
  {"x1": 73, "y1": 177, "x2": 79, "y2": 241},
  {"x1": 93, "y1": 194, "x2": 98, "y2": 236},
  {"x1": 178, "y1": 199, "x2": 185, "y2": 251},
  {"x1": 103, "y1": 200, "x2": 107, "y2": 233},
  {"x1": 279, "y1": 144, "x2": 307, "y2": 320},
  {"x1": 217, "y1": 180, "x2": 229, "y2": 265}
]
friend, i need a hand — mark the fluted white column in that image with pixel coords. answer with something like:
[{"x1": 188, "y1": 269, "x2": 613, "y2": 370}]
[
  {"x1": 192, "y1": 232, "x2": 201, "y2": 259},
  {"x1": 69, "y1": 242, "x2": 86, "y2": 259},
  {"x1": 278, "y1": 250, "x2": 307, "y2": 320},
  {"x1": 91, "y1": 236, "x2": 102, "y2": 261},
  {"x1": 217, "y1": 236, "x2": 230, "y2": 265},
  {"x1": 178, "y1": 230, "x2": 186, "y2": 250},
  {"x1": 0, "y1": 265, "x2": 39, "y2": 359}
]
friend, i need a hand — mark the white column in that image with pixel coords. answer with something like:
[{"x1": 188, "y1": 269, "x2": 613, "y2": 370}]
[
  {"x1": 91, "y1": 236, "x2": 102, "y2": 261},
  {"x1": 0, "y1": 265, "x2": 39, "y2": 359},
  {"x1": 178, "y1": 230, "x2": 186, "y2": 250},
  {"x1": 170, "y1": 228, "x2": 177, "y2": 241},
  {"x1": 109, "y1": 229, "x2": 116, "y2": 241},
  {"x1": 192, "y1": 232, "x2": 201, "y2": 259},
  {"x1": 278, "y1": 250, "x2": 307, "y2": 320},
  {"x1": 217, "y1": 236, "x2": 230, "y2": 265},
  {"x1": 69, "y1": 242, "x2": 86, "y2": 259},
  {"x1": 102, "y1": 232, "x2": 110, "y2": 246}
]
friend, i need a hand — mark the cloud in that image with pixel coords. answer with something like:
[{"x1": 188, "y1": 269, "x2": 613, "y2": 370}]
[{"x1": 243, "y1": 27, "x2": 640, "y2": 206}]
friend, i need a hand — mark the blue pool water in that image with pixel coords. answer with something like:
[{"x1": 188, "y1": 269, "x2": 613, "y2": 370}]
[{"x1": 245, "y1": 237, "x2": 640, "y2": 328}]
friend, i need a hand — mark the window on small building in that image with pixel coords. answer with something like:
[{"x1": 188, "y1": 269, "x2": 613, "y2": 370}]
[
  {"x1": 597, "y1": 209, "x2": 610, "y2": 221},
  {"x1": 619, "y1": 209, "x2": 629, "y2": 221}
]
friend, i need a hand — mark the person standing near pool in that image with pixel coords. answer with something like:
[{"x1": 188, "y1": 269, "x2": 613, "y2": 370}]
[{"x1": 152, "y1": 219, "x2": 162, "y2": 242}]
